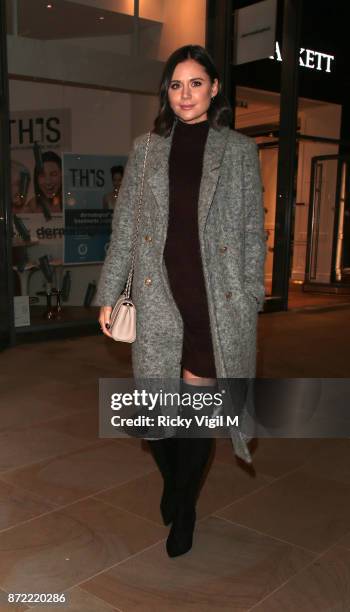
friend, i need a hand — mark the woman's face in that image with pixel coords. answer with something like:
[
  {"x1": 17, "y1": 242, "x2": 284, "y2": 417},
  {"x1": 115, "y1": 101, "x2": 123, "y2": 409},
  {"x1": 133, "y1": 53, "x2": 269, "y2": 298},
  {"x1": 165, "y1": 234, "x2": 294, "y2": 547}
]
[
  {"x1": 168, "y1": 59, "x2": 219, "y2": 124},
  {"x1": 38, "y1": 161, "x2": 61, "y2": 200}
]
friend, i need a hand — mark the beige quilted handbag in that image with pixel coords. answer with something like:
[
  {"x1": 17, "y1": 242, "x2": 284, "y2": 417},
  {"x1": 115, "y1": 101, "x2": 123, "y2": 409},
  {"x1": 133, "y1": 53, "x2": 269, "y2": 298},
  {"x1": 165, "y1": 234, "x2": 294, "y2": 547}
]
[{"x1": 109, "y1": 132, "x2": 151, "y2": 343}]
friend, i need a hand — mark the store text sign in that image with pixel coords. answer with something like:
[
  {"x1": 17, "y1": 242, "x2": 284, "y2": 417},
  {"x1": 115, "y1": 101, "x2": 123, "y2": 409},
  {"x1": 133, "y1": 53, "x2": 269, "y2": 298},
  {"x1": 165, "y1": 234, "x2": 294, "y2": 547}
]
[{"x1": 270, "y1": 42, "x2": 334, "y2": 73}]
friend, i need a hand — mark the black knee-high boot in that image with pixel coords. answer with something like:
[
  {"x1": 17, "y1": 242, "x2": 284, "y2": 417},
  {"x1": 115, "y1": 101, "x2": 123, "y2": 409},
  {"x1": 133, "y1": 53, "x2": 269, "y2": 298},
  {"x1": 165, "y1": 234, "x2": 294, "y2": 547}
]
[
  {"x1": 166, "y1": 436, "x2": 214, "y2": 557},
  {"x1": 147, "y1": 438, "x2": 177, "y2": 525}
]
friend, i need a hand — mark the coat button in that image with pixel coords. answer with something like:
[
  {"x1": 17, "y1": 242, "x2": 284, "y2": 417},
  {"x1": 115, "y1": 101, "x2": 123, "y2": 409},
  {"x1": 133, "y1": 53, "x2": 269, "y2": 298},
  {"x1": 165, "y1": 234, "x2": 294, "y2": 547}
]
[
  {"x1": 225, "y1": 291, "x2": 232, "y2": 299},
  {"x1": 144, "y1": 235, "x2": 152, "y2": 242},
  {"x1": 219, "y1": 245, "x2": 227, "y2": 253},
  {"x1": 144, "y1": 277, "x2": 152, "y2": 286}
]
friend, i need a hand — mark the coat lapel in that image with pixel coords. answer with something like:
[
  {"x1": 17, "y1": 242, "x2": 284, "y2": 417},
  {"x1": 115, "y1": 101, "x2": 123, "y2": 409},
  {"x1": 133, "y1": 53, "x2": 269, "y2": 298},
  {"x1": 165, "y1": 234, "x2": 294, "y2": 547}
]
[
  {"x1": 146, "y1": 127, "x2": 174, "y2": 228},
  {"x1": 146, "y1": 123, "x2": 230, "y2": 235},
  {"x1": 198, "y1": 125, "x2": 230, "y2": 236}
]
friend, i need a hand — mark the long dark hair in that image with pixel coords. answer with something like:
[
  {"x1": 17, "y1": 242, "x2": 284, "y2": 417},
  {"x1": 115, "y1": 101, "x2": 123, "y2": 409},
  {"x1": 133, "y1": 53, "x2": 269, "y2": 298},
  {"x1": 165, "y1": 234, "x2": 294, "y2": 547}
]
[{"x1": 153, "y1": 45, "x2": 232, "y2": 137}]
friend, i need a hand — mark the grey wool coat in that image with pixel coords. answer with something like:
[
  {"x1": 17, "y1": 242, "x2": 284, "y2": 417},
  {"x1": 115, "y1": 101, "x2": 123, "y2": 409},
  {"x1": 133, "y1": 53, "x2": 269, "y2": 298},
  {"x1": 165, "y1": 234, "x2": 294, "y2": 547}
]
[{"x1": 96, "y1": 123, "x2": 266, "y2": 463}]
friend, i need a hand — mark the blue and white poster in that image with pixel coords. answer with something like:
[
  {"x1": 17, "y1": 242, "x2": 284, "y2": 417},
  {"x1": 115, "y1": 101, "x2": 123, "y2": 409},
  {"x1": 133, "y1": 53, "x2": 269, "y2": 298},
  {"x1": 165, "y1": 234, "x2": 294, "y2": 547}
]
[{"x1": 63, "y1": 153, "x2": 127, "y2": 264}]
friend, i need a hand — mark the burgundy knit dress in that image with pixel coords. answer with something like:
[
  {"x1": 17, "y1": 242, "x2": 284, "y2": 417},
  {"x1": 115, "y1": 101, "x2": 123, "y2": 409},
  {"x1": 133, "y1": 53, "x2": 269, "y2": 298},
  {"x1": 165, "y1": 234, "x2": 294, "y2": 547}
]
[{"x1": 163, "y1": 118, "x2": 216, "y2": 378}]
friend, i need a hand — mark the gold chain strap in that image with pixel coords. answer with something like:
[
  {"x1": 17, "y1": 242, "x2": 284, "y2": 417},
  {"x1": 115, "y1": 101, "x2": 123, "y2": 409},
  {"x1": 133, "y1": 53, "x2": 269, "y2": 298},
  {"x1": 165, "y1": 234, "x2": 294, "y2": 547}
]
[{"x1": 124, "y1": 131, "x2": 151, "y2": 299}]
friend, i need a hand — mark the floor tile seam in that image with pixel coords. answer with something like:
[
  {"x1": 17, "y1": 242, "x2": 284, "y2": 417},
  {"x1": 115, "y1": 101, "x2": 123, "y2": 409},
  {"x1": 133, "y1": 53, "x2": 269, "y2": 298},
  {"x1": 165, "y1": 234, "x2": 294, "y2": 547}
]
[
  {"x1": 333, "y1": 543, "x2": 350, "y2": 555},
  {"x1": 199, "y1": 471, "x2": 281, "y2": 512},
  {"x1": 1, "y1": 593, "x2": 31, "y2": 612},
  {"x1": 288, "y1": 302, "x2": 350, "y2": 314},
  {"x1": 112, "y1": 437, "x2": 151, "y2": 450},
  {"x1": 0, "y1": 431, "x2": 101, "y2": 454},
  {"x1": 77, "y1": 358, "x2": 131, "y2": 367},
  {"x1": 0, "y1": 444, "x2": 112, "y2": 482},
  {"x1": 211, "y1": 457, "x2": 333, "y2": 509},
  {"x1": 198, "y1": 467, "x2": 280, "y2": 513},
  {"x1": 252, "y1": 461, "x2": 321, "y2": 484},
  {"x1": 90, "y1": 495, "x2": 167, "y2": 529},
  {"x1": 264, "y1": 302, "x2": 350, "y2": 316},
  {"x1": 83, "y1": 465, "x2": 160, "y2": 502},
  {"x1": 0, "y1": 406, "x2": 98, "y2": 435},
  {"x1": 213, "y1": 457, "x2": 278, "y2": 481},
  {"x1": 211, "y1": 514, "x2": 319, "y2": 556},
  {"x1": 67, "y1": 536, "x2": 167, "y2": 592},
  {"x1": 0, "y1": 384, "x2": 96, "y2": 400},
  {"x1": 245, "y1": 539, "x2": 342, "y2": 612},
  {"x1": 0, "y1": 477, "x2": 59, "y2": 513},
  {"x1": 0, "y1": 467, "x2": 158, "y2": 537},
  {"x1": 0, "y1": 482, "x2": 62, "y2": 526},
  {"x1": 271, "y1": 459, "x2": 350, "y2": 490},
  {"x1": 24, "y1": 584, "x2": 123, "y2": 612},
  {"x1": 0, "y1": 439, "x2": 116, "y2": 477},
  {"x1": 323, "y1": 533, "x2": 350, "y2": 555}
]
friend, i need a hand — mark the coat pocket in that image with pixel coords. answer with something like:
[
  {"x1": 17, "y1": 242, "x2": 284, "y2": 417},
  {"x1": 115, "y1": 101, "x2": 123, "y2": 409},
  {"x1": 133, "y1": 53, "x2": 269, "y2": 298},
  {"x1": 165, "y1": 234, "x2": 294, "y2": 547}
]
[{"x1": 243, "y1": 290, "x2": 260, "y2": 312}]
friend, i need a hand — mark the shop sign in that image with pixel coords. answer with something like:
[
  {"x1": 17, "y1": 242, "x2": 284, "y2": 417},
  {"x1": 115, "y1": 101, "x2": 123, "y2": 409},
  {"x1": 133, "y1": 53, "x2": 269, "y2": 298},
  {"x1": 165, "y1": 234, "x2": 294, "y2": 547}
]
[
  {"x1": 234, "y1": 0, "x2": 277, "y2": 65},
  {"x1": 270, "y1": 42, "x2": 334, "y2": 73}
]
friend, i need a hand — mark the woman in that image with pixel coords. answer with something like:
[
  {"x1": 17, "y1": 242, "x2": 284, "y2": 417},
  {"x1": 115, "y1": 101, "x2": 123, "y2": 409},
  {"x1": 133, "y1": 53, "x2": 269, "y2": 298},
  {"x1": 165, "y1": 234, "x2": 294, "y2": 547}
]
[
  {"x1": 25, "y1": 151, "x2": 62, "y2": 215},
  {"x1": 97, "y1": 45, "x2": 266, "y2": 558}
]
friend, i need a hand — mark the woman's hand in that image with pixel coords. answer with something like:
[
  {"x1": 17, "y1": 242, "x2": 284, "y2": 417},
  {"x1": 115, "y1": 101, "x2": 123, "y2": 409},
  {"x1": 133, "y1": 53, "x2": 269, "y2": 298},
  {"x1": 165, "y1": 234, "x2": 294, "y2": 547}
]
[{"x1": 99, "y1": 306, "x2": 112, "y2": 338}]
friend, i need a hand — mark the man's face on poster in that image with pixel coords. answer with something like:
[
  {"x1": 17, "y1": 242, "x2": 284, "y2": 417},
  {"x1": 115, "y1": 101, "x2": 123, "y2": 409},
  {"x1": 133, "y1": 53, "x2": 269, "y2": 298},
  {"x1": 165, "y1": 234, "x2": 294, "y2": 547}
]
[{"x1": 112, "y1": 172, "x2": 123, "y2": 190}]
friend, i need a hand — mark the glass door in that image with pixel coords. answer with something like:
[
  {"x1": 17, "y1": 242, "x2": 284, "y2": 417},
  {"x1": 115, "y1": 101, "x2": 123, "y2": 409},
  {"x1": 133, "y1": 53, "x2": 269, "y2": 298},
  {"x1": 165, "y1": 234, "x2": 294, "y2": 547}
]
[
  {"x1": 305, "y1": 155, "x2": 350, "y2": 286},
  {"x1": 336, "y1": 159, "x2": 350, "y2": 282},
  {"x1": 0, "y1": 196, "x2": 14, "y2": 350},
  {"x1": 0, "y1": 0, "x2": 14, "y2": 349}
]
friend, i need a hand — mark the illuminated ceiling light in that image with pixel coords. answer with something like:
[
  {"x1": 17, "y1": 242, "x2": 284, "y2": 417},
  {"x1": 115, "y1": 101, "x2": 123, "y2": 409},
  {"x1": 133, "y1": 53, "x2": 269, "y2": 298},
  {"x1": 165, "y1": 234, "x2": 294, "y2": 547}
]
[
  {"x1": 98, "y1": 16, "x2": 105, "y2": 21},
  {"x1": 46, "y1": 3, "x2": 53, "y2": 8}
]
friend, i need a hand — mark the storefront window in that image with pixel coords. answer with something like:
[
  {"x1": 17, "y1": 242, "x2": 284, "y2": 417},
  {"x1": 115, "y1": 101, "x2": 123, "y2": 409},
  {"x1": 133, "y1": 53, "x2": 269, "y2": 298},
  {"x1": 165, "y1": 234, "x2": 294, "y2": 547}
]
[
  {"x1": 232, "y1": 0, "x2": 345, "y2": 309},
  {"x1": 235, "y1": 86, "x2": 280, "y2": 299},
  {"x1": 5, "y1": 0, "x2": 206, "y2": 338},
  {"x1": 293, "y1": 0, "x2": 344, "y2": 302},
  {"x1": 292, "y1": 106, "x2": 340, "y2": 291}
]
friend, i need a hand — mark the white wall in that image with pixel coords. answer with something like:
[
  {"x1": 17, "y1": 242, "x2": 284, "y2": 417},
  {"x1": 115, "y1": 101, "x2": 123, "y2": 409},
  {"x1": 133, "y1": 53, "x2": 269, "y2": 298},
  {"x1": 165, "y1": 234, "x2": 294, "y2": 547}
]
[
  {"x1": 7, "y1": 0, "x2": 207, "y2": 89},
  {"x1": 66, "y1": 0, "x2": 135, "y2": 15},
  {"x1": 130, "y1": 93, "x2": 158, "y2": 140},
  {"x1": 158, "y1": 0, "x2": 206, "y2": 60},
  {"x1": 7, "y1": 35, "x2": 163, "y2": 94}
]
